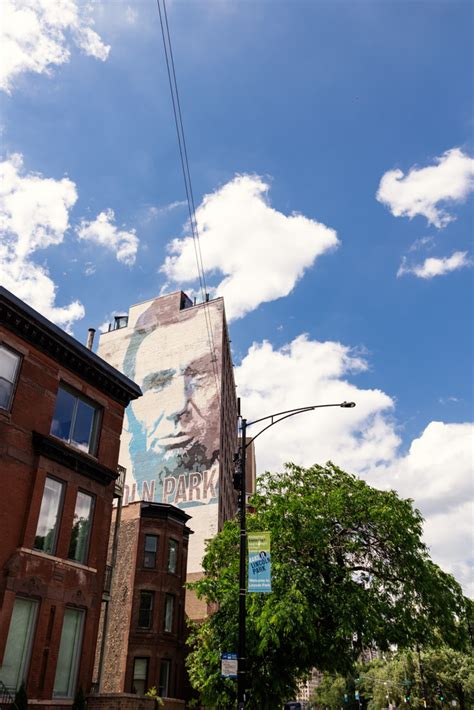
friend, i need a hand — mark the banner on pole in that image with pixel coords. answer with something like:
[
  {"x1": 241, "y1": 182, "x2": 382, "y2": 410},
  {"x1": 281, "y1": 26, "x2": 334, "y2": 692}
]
[
  {"x1": 221, "y1": 653, "x2": 238, "y2": 678},
  {"x1": 248, "y1": 531, "x2": 271, "y2": 592}
]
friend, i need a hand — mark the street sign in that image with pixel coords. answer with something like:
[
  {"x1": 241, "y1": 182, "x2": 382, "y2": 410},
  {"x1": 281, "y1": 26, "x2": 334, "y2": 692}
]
[
  {"x1": 221, "y1": 652, "x2": 238, "y2": 678},
  {"x1": 248, "y1": 531, "x2": 272, "y2": 592}
]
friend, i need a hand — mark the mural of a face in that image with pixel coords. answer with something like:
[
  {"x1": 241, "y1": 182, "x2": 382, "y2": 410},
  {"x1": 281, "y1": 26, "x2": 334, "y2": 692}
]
[{"x1": 123, "y1": 304, "x2": 220, "y2": 506}]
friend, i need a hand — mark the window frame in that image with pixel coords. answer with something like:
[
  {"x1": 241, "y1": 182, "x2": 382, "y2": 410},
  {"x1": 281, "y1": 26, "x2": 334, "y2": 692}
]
[
  {"x1": 33, "y1": 476, "x2": 65, "y2": 556},
  {"x1": 132, "y1": 657, "x2": 149, "y2": 695},
  {"x1": 137, "y1": 591, "x2": 154, "y2": 630},
  {"x1": 0, "y1": 342, "x2": 22, "y2": 413},
  {"x1": 143, "y1": 534, "x2": 158, "y2": 569},
  {"x1": 163, "y1": 594, "x2": 174, "y2": 633},
  {"x1": 52, "y1": 607, "x2": 85, "y2": 699},
  {"x1": 167, "y1": 539, "x2": 178, "y2": 574},
  {"x1": 68, "y1": 490, "x2": 95, "y2": 565},
  {"x1": 158, "y1": 659, "x2": 171, "y2": 698},
  {"x1": 50, "y1": 383, "x2": 101, "y2": 456},
  {"x1": 0, "y1": 596, "x2": 38, "y2": 693}
]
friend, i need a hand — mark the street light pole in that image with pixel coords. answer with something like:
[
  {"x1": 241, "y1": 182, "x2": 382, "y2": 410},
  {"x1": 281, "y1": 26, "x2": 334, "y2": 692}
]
[
  {"x1": 237, "y1": 416, "x2": 247, "y2": 710},
  {"x1": 236, "y1": 401, "x2": 356, "y2": 709}
]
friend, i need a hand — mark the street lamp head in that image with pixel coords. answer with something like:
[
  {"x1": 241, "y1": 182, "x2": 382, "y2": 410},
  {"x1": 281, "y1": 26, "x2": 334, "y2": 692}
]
[{"x1": 340, "y1": 401, "x2": 356, "y2": 408}]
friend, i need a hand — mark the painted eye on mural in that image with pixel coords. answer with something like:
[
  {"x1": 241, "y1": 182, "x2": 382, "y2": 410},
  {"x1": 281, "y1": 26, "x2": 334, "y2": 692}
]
[
  {"x1": 185, "y1": 372, "x2": 210, "y2": 393},
  {"x1": 141, "y1": 369, "x2": 175, "y2": 393}
]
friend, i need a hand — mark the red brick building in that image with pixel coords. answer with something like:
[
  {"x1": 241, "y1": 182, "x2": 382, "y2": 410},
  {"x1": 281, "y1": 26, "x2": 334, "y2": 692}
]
[
  {"x1": 0, "y1": 287, "x2": 141, "y2": 708},
  {"x1": 97, "y1": 501, "x2": 192, "y2": 700}
]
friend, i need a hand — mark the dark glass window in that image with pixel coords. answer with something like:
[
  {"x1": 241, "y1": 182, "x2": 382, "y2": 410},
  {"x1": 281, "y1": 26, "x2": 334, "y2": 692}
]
[
  {"x1": 167, "y1": 539, "x2": 178, "y2": 574},
  {"x1": 158, "y1": 659, "x2": 170, "y2": 698},
  {"x1": 68, "y1": 491, "x2": 94, "y2": 564},
  {"x1": 132, "y1": 657, "x2": 149, "y2": 695},
  {"x1": 144, "y1": 535, "x2": 158, "y2": 569},
  {"x1": 138, "y1": 591, "x2": 154, "y2": 629},
  {"x1": 50, "y1": 385, "x2": 100, "y2": 455},
  {"x1": 34, "y1": 477, "x2": 64, "y2": 554},
  {"x1": 0, "y1": 344, "x2": 21, "y2": 411},
  {"x1": 164, "y1": 594, "x2": 174, "y2": 633}
]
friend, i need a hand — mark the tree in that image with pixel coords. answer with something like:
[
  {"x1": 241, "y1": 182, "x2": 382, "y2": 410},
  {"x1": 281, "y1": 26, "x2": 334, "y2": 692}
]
[
  {"x1": 310, "y1": 673, "x2": 346, "y2": 710},
  {"x1": 357, "y1": 647, "x2": 473, "y2": 710},
  {"x1": 187, "y1": 463, "x2": 467, "y2": 709}
]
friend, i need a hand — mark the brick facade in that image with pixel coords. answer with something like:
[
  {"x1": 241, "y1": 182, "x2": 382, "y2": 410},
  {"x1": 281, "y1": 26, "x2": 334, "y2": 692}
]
[
  {"x1": 97, "y1": 502, "x2": 191, "y2": 701},
  {"x1": 0, "y1": 287, "x2": 141, "y2": 708}
]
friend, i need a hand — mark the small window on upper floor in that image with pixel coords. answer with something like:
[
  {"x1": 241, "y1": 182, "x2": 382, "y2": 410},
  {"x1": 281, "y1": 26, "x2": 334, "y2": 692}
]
[
  {"x1": 167, "y1": 539, "x2": 178, "y2": 574},
  {"x1": 144, "y1": 535, "x2": 158, "y2": 569},
  {"x1": 0, "y1": 344, "x2": 21, "y2": 412},
  {"x1": 50, "y1": 384, "x2": 101, "y2": 455}
]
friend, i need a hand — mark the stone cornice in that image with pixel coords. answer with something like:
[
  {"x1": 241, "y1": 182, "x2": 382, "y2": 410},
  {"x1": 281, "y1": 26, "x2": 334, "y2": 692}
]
[{"x1": 0, "y1": 287, "x2": 141, "y2": 406}]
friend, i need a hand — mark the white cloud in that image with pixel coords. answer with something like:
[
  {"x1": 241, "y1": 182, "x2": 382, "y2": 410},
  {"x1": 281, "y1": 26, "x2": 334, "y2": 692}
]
[
  {"x1": 77, "y1": 209, "x2": 139, "y2": 265},
  {"x1": 161, "y1": 175, "x2": 339, "y2": 320},
  {"x1": 377, "y1": 148, "x2": 474, "y2": 228},
  {"x1": 0, "y1": 0, "x2": 110, "y2": 94},
  {"x1": 0, "y1": 154, "x2": 84, "y2": 331},
  {"x1": 125, "y1": 6, "x2": 138, "y2": 24},
  {"x1": 236, "y1": 335, "x2": 473, "y2": 592},
  {"x1": 397, "y1": 251, "x2": 472, "y2": 279},
  {"x1": 84, "y1": 261, "x2": 96, "y2": 276}
]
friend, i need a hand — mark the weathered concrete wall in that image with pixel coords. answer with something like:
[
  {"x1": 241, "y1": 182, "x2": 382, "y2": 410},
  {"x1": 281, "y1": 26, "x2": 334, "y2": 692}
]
[{"x1": 100, "y1": 507, "x2": 140, "y2": 693}]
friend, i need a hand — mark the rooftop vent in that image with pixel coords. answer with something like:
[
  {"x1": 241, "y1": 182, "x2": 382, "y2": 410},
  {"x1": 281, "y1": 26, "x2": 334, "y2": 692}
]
[{"x1": 109, "y1": 315, "x2": 129, "y2": 331}]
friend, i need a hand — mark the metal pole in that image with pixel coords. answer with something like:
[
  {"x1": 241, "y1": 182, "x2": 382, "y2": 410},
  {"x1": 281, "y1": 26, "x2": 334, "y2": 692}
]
[{"x1": 237, "y1": 418, "x2": 247, "y2": 709}]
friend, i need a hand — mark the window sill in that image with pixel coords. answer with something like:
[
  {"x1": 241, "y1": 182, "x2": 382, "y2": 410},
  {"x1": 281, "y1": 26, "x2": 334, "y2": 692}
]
[
  {"x1": 49, "y1": 434, "x2": 98, "y2": 460},
  {"x1": 20, "y1": 547, "x2": 97, "y2": 573}
]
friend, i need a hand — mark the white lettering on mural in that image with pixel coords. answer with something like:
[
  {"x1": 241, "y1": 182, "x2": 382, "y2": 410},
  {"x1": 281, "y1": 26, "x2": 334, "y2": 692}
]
[{"x1": 163, "y1": 470, "x2": 217, "y2": 505}]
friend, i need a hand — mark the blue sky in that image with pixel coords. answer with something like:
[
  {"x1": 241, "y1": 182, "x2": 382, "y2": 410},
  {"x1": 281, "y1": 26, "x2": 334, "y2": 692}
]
[{"x1": 1, "y1": 0, "x2": 472, "y2": 591}]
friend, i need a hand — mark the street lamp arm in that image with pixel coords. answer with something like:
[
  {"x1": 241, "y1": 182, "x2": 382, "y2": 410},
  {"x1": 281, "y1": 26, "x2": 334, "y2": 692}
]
[{"x1": 244, "y1": 401, "x2": 356, "y2": 449}]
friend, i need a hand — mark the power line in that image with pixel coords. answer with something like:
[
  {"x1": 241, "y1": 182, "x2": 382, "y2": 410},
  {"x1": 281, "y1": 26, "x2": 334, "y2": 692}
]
[{"x1": 156, "y1": 0, "x2": 221, "y2": 401}]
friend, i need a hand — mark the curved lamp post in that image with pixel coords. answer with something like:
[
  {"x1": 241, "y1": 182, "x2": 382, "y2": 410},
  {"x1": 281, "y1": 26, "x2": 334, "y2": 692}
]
[{"x1": 236, "y1": 401, "x2": 356, "y2": 709}]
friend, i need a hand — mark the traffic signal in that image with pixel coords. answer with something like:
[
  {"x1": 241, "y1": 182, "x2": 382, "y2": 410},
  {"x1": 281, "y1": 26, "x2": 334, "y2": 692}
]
[
  {"x1": 436, "y1": 687, "x2": 445, "y2": 703},
  {"x1": 404, "y1": 693, "x2": 411, "y2": 704}
]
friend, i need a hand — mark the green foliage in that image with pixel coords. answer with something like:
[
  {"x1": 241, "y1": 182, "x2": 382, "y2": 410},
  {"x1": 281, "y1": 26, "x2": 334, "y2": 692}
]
[
  {"x1": 310, "y1": 673, "x2": 346, "y2": 709},
  {"x1": 144, "y1": 687, "x2": 164, "y2": 707},
  {"x1": 186, "y1": 462, "x2": 467, "y2": 709},
  {"x1": 358, "y1": 647, "x2": 474, "y2": 710},
  {"x1": 72, "y1": 686, "x2": 86, "y2": 710},
  {"x1": 14, "y1": 681, "x2": 28, "y2": 710}
]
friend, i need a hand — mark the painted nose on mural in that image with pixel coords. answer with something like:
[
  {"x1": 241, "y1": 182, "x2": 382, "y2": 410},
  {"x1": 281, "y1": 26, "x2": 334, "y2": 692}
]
[{"x1": 166, "y1": 375, "x2": 189, "y2": 424}]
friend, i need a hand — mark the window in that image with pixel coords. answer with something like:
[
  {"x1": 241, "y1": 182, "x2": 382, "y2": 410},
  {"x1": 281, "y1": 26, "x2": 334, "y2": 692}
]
[
  {"x1": 158, "y1": 659, "x2": 170, "y2": 698},
  {"x1": 53, "y1": 608, "x2": 84, "y2": 698},
  {"x1": 0, "y1": 344, "x2": 21, "y2": 411},
  {"x1": 50, "y1": 385, "x2": 100, "y2": 455},
  {"x1": 167, "y1": 539, "x2": 178, "y2": 574},
  {"x1": 138, "y1": 591, "x2": 154, "y2": 629},
  {"x1": 144, "y1": 535, "x2": 158, "y2": 569},
  {"x1": 34, "y1": 477, "x2": 64, "y2": 555},
  {"x1": 164, "y1": 594, "x2": 174, "y2": 633},
  {"x1": 0, "y1": 598, "x2": 38, "y2": 692},
  {"x1": 68, "y1": 491, "x2": 94, "y2": 564},
  {"x1": 132, "y1": 658, "x2": 148, "y2": 695}
]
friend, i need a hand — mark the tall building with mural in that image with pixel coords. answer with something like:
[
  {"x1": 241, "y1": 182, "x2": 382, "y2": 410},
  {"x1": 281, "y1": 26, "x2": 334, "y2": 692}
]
[{"x1": 97, "y1": 291, "x2": 238, "y2": 581}]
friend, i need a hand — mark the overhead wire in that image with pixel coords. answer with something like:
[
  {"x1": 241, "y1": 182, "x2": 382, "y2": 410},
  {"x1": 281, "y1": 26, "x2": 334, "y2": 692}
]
[{"x1": 156, "y1": 0, "x2": 221, "y2": 402}]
